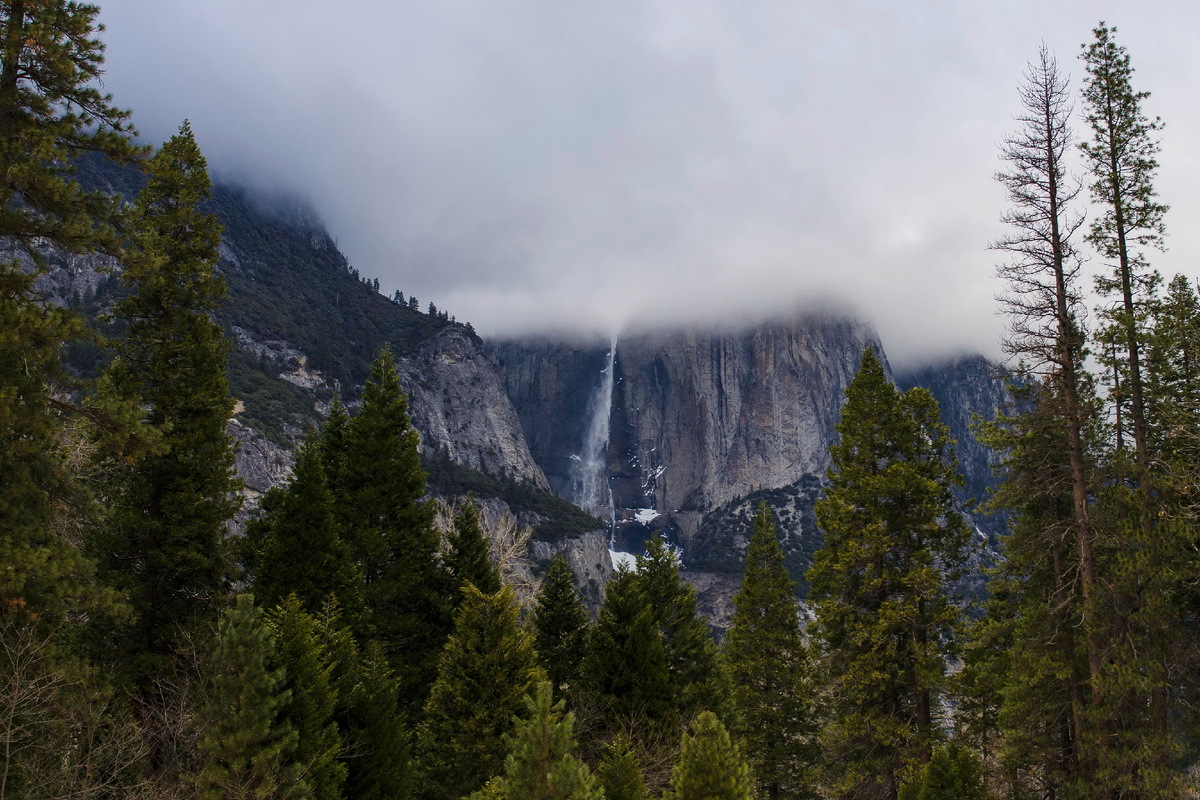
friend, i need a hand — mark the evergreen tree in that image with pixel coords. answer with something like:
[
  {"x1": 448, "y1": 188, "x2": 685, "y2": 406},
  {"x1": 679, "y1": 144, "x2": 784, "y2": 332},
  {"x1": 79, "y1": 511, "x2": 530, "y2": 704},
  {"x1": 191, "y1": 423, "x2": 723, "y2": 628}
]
[
  {"x1": 668, "y1": 711, "x2": 752, "y2": 800},
  {"x1": 598, "y1": 736, "x2": 647, "y2": 800},
  {"x1": 101, "y1": 123, "x2": 239, "y2": 680},
  {"x1": 724, "y1": 504, "x2": 816, "y2": 799},
  {"x1": 0, "y1": 0, "x2": 141, "y2": 626},
  {"x1": 446, "y1": 501, "x2": 501, "y2": 597},
  {"x1": 809, "y1": 350, "x2": 969, "y2": 800},
  {"x1": 268, "y1": 596, "x2": 346, "y2": 800},
  {"x1": 469, "y1": 681, "x2": 602, "y2": 800},
  {"x1": 579, "y1": 566, "x2": 671, "y2": 727},
  {"x1": 319, "y1": 398, "x2": 350, "y2": 500},
  {"x1": 896, "y1": 743, "x2": 986, "y2": 800},
  {"x1": 1080, "y1": 21, "x2": 1168, "y2": 477},
  {"x1": 252, "y1": 435, "x2": 363, "y2": 620},
  {"x1": 1147, "y1": 274, "x2": 1200, "y2": 467},
  {"x1": 416, "y1": 584, "x2": 543, "y2": 800},
  {"x1": 533, "y1": 553, "x2": 589, "y2": 696},
  {"x1": 339, "y1": 640, "x2": 414, "y2": 800},
  {"x1": 338, "y1": 348, "x2": 452, "y2": 704},
  {"x1": 197, "y1": 595, "x2": 306, "y2": 800},
  {"x1": 637, "y1": 537, "x2": 723, "y2": 717}
]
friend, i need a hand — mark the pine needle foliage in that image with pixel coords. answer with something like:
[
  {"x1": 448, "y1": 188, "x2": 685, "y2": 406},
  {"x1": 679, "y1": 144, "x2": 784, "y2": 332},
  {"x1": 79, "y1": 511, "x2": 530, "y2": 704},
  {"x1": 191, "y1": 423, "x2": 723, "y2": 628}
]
[
  {"x1": 809, "y1": 349, "x2": 970, "y2": 799},
  {"x1": 101, "y1": 122, "x2": 239, "y2": 681},
  {"x1": 725, "y1": 503, "x2": 816, "y2": 799},
  {"x1": 598, "y1": 736, "x2": 647, "y2": 800},
  {"x1": 668, "y1": 711, "x2": 752, "y2": 800},
  {"x1": 197, "y1": 594, "x2": 307, "y2": 800},
  {"x1": 447, "y1": 500, "x2": 501, "y2": 597},
  {"x1": 468, "y1": 681, "x2": 602, "y2": 800},
  {"x1": 533, "y1": 552, "x2": 588, "y2": 696},
  {"x1": 417, "y1": 584, "x2": 543, "y2": 800}
]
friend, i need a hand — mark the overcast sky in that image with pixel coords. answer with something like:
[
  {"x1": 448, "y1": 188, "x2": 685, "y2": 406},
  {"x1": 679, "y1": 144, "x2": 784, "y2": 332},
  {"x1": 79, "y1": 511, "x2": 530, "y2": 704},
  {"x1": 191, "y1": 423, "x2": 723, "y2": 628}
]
[{"x1": 97, "y1": 1, "x2": 1200, "y2": 366}]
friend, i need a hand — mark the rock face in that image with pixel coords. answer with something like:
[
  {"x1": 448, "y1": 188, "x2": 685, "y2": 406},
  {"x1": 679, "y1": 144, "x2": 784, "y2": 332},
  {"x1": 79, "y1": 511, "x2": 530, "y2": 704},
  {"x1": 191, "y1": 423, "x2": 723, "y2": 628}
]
[
  {"x1": 897, "y1": 355, "x2": 1014, "y2": 538},
  {"x1": 398, "y1": 326, "x2": 550, "y2": 489},
  {"x1": 494, "y1": 313, "x2": 887, "y2": 558},
  {"x1": 609, "y1": 315, "x2": 886, "y2": 533},
  {"x1": 530, "y1": 530, "x2": 614, "y2": 613}
]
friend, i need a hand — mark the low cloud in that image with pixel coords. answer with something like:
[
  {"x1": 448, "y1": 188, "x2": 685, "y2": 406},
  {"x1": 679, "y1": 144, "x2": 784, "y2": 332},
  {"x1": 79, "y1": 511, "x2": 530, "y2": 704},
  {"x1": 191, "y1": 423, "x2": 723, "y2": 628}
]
[{"x1": 99, "y1": 0, "x2": 1200, "y2": 367}]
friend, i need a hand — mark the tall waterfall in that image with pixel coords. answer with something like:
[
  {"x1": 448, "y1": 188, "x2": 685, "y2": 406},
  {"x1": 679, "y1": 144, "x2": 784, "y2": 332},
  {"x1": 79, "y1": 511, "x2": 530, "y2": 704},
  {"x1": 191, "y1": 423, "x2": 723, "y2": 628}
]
[{"x1": 570, "y1": 339, "x2": 617, "y2": 534}]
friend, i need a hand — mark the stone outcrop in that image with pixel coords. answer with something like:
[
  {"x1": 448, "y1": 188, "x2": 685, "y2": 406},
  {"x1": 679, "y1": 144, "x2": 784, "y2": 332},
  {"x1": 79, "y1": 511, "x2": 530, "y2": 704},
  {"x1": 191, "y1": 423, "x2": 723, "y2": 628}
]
[{"x1": 398, "y1": 326, "x2": 550, "y2": 489}]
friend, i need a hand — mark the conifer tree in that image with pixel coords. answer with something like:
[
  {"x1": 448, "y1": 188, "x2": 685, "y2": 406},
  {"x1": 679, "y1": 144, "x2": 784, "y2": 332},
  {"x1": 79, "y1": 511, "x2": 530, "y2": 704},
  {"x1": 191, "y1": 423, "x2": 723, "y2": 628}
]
[
  {"x1": 416, "y1": 585, "x2": 543, "y2": 800},
  {"x1": 267, "y1": 596, "x2": 346, "y2": 800},
  {"x1": 1080, "y1": 22, "x2": 1168, "y2": 476},
  {"x1": 725, "y1": 504, "x2": 816, "y2": 799},
  {"x1": 668, "y1": 711, "x2": 752, "y2": 800},
  {"x1": 319, "y1": 398, "x2": 350, "y2": 500},
  {"x1": 252, "y1": 435, "x2": 363, "y2": 621},
  {"x1": 339, "y1": 641, "x2": 414, "y2": 800},
  {"x1": 533, "y1": 553, "x2": 589, "y2": 696},
  {"x1": 446, "y1": 501, "x2": 501, "y2": 597},
  {"x1": 896, "y1": 743, "x2": 986, "y2": 800},
  {"x1": 599, "y1": 736, "x2": 647, "y2": 800},
  {"x1": 469, "y1": 681, "x2": 602, "y2": 800},
  {"x1": 809, "y1": 350, "x2": 969, "y2": 800},
  {"x1": 197, "y1": 595, "x2": 306, "y2": 800},
  {"x1": 101, "y1": 123, "x2": 239, "y2": 680},
  {"x1": 0, "y1": 0, "x2": 141, "y2": 626},
  {"x1": 637, "y1": 537, "x2": 723, "y2": 717},
  {"x1": 339, "y1": 348, "x2": 452, "y2": 704},
  {"x1": 579, "y1": 566, "x2": 671, "y2": 727}
]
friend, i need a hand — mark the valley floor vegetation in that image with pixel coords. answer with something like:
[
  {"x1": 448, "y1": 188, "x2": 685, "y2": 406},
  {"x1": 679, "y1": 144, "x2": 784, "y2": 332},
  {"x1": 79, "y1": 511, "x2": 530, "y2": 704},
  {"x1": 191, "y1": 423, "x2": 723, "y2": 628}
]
[{"x1": 2, "y1": 4, "x2": 1199, "y2": 799}]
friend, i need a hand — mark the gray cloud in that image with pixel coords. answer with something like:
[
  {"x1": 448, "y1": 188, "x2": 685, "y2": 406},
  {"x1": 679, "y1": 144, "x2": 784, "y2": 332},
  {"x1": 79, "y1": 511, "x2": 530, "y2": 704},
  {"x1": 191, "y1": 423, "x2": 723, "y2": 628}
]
[{"x1": 98, "y1": 0, "x2": 1200, "y2": 366}]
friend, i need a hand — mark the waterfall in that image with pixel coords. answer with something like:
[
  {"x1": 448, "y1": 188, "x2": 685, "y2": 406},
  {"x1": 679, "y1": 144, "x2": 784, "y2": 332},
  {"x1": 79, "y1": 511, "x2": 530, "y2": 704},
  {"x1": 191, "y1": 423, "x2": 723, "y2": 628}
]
[{"x1": 570, "y1": 339, "x2": 617, "y2": 538}]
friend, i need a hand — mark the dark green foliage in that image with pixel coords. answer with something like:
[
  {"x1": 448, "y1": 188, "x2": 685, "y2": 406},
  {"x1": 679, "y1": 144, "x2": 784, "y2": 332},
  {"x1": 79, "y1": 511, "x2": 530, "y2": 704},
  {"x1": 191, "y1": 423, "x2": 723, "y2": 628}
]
[
  {"x1": 809, "y1": 350, "x2": 970, "y2": 798},
  {"x1": 268, "y1": 596, "x2": 346, "y2": 800},
  {"x1": 637, "y1": 537, "x2": 724, "y2": 717},
  {"x1": 470, "y1": 681, "x2": 602, "y2": 800},
  {"x1": 100, "y1": 123, "x2": 239, "y2": 680},
  {"x1": 725, "y1": 504, "x2": 816, "y2": 799},
  {"x1": 417, "y1": 584, "x2": 543, "y2": 800},
  {"x1": 598, "y1": 737, "x2": 647, "y2": 800},
  {"x1": 533, "y1": 553, "x2": 588, "y2": 695},
  {"x1": 336, "y1": 348, "x2": 452, "y2": 702},
  {"x1": 0, "y1": 0, "x2": 140, "y2": 627},
  {"x1": 423, "y1": 449, "x2": 602, "y2": 541},
  {"x1": 197, "y1": 595, "x2": 306, "y2": 800},
  {"x1": 446, "y1": 501, "x2": 501, "y2": 597},
  {"x1": 339, "y1": 641, "x2": 413, "y2": 800},
  {"x1": 250, "y1": 435, "x2": 363, "y2": 621},
  {"x1": 896, "y1": 743, "x2": 986, "y2": 800},
  {"x1": 0, "y1": 0, "x2": 142, "y2": 256},
  {"x1": 579, "y1": 566, "x2": 671, "y2": 726},
  {"x1": 227, "y1": 347, "x2": 333, "y2": 445},
  {"x1": 669, "y1": 711, "x2": 752, "y2": 800}
]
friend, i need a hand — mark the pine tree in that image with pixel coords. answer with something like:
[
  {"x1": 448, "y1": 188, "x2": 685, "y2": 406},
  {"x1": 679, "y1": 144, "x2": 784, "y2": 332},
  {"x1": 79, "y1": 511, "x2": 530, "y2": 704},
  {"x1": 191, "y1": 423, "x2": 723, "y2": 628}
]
[
  {"x1": 809, "y1": 350, "x2": 969, "y2": 800},
  {"x1": 267, "y1": 596, "x2": 346, "y2": 800},
  {"x1": 470, "y1": 681, "x2": 602, "y2": 800},
  {"x1": 1147, "y1": 274, "x2": 1200, "y2": 467},
  {"x1": 252, "y1": 435, "x2": 363, "y2": 620},
  {"x1": 668, "y1": 711, "x2": 752, "y2": 800},
  {"x1": 724, "y1": 504, "x2": 816, "y2": 799},
  {"x1": 339, "y1": 348, "x2": 452, "y2": 704},
  {"x1": 339, "y1": 640, "x2": 413, "y2": 800},
  {"x1": 896, "y1": 743, "x2": 986, "y2": 800},
  {"x1": 0, "y1": 0, "x2": 141, "y2": 626},
  {"x1": 598, "y1": 736, "x2": 647, "y2": 800},
  {"x1": 533, "y1": 553, "x2": 588, "y2": 696},
  {"x1": 416, "y1": 585, "x2": 543, "y2": 800},
  {"x1": 1080, "y1": 22, "x2": 1168, "y2": 477},
  {"x1": 579, "y1": 566, "x2": 671, "y2": 727},
  {"x1": 446, "y1": 501, "x2": 501, "y2": 597},
  {"x1": 636, "y1": 537, "x2": 723, "y2": 717},
  {"x1": 197, "y1": 595, "x2": 307, "y2": 800},
  {"x1": 100, "y1": 123, "x2": 239, "y2": 680}
]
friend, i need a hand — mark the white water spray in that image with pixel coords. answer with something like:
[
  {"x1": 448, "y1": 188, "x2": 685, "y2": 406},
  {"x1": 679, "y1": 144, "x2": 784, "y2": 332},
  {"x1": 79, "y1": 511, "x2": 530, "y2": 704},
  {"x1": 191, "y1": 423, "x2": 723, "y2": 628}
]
[{"x1": 571, "y1": 338, "x2": 617, "y2": 543}]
